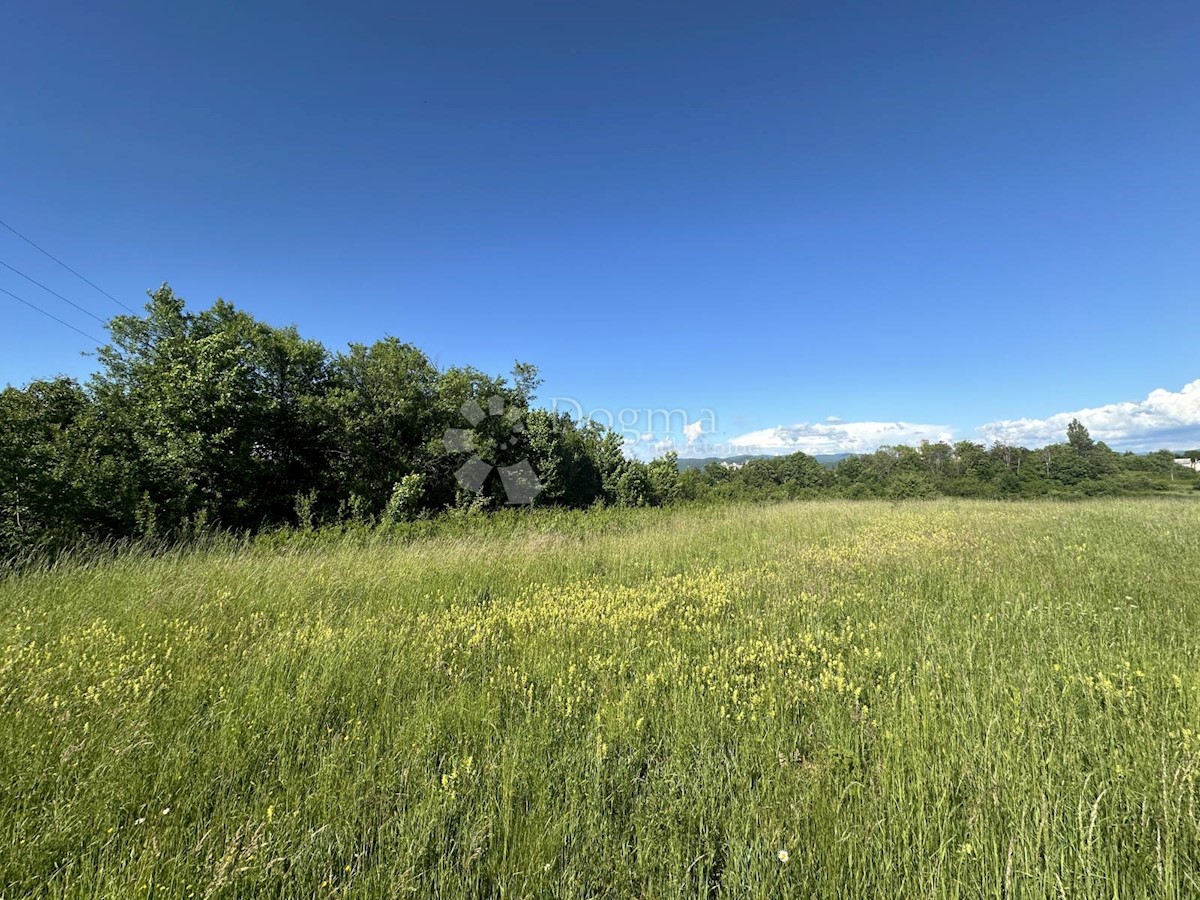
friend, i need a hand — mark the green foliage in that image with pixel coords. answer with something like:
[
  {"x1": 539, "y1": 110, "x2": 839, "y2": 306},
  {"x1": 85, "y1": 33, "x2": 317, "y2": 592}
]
[
  {"x1": 0, "y1": 286, "x2": 649, "y2": 560},
  {"x1": 382, "y1": 474, "x2": 426, "y2": 524},
  {"x1": 0, "y1": 378, "x2": 90, "y2": 556},
  {"x1": 522, "y1": 410, "x2": 605, "y2": 506},
  {"x1": 887, "y1": 470, "x2": 934, "y2": 499},
  {"x1": 683, "y1": 429, "x2": 1198, "y2": 505},
  {"x1": 613, "y1": 463, "x2": 652, "y2": 507},
  {"x1": 321, "y1": 337, "x2": 440, "y2": 512},
  {"x1": 646, "y1": 452, "x2": 682, "y2": 504},
  {"x1": 1067, "y1": 418, "x2": 1095, "y2": 455},
  {"x1": 1, "y1": 283, "x2": 1196, "y2": 562},
  {"x1": 293, "y1": 489, "x2": 318, "y2": 531}
]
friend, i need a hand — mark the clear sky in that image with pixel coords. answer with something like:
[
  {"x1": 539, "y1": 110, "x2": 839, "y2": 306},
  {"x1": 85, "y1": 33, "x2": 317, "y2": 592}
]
[{"x1": 3, "y1": 1, "x2": 1198, "y2": 456}]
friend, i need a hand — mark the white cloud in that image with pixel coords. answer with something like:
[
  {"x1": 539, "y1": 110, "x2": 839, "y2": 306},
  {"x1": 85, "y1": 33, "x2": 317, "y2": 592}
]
[
  {"x1": 977, "y1": 379, "x2": 1200, "y2": 451},
  {"x1": 682, "y1": 419, "x2": 705, "y2": 443},
  {"x1": 728, "y1": 420, "x2": 953, "y2": 456}
]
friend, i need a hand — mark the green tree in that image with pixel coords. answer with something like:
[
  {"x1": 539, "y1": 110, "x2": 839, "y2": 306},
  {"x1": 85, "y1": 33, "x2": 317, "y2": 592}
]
[
  {"x1": 888, "y1": 470, "x2": 934, "y2": 500},
  {"x1": 647, "y1": 452, "x2": 682, "y2": 505},
  {"x1": 522, "y1": 409, "x2": 604, "y2": 506},
  {"x1": 92, "y1": 285, "x2": 333, "y2": 532},
  {"x1": 614, "y1": 463, "x2": 652, "y2": 507},
  {"x1": 322, "y1": 338, "x2": 439, "y2": 514},
  {"x1": 0, "y1": 379, "x2": 92, "y2": 555},
  {"x1": 1066, "y1": 419, "x2": 1095, "y2": 455}
]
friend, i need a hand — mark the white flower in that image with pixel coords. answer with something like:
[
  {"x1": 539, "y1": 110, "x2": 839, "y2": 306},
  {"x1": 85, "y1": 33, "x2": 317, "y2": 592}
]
[{"x1": 777, "y1": 849, "x2": 789, "y2": 863}]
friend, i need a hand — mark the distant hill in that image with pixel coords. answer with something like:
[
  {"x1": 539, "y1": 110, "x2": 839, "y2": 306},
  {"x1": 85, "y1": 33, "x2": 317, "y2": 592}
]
[
  {"x1": 675, "y1": 455, "x2": 765, "y2": 471},
  {"x1": 811, "y1": 453, "x2": 852, "y2": 467},
  {"x1": 677, "y1": 453, "x2": 851, "y2": 470}
]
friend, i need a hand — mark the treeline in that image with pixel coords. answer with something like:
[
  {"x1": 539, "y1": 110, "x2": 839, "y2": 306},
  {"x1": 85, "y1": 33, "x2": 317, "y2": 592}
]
[
  {"x1": 2, "y1": 285, "x2": 1197, "y2": 560},
  {"x1": 679, "y1": 427, "x2": 1200, "y2": 502},
  {"x1": 0, "y1": 286, "x2": 680, "y2": 560}
]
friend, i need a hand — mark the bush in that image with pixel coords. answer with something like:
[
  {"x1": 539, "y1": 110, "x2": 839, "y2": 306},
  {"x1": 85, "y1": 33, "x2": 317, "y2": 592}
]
[
  {"x1": 887, "y1": 471, "x2": 934, "y2": 500},
  {"x1": 383, "y1": 474, "x2": 426, "y2": 524}
]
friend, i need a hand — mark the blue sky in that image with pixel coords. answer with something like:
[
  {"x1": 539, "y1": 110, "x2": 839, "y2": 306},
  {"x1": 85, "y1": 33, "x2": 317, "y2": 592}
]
[{"x1": 3, "y1": 1, "x2": 1198, "y2": 455}]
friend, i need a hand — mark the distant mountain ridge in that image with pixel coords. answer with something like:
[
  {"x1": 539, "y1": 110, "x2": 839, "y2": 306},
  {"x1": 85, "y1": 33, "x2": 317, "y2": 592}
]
[{"x1": 677, "y1": 453, "x2": 851, "y2": 470}]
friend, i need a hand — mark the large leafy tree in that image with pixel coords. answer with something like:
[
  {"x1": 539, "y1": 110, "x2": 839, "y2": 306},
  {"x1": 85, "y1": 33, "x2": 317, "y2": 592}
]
[
  {"x1": 321, "y1": 338, "x2": 441, "y2": 514},
  {"x1": 91, "y1": 285, "x2": 333, "y2": 532},
  {"x1": 1067, "y1": 419, "x2": 1095, "y2": 455},
  {"x1": 0, "y1": 379, "x2": 91, "y2": 553},
  {"x1": 523, "y1": 410, "x2": 605, "y2": 507}
]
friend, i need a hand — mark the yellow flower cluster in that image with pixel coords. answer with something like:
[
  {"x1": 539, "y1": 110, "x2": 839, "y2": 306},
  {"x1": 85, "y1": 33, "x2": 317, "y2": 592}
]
[{"x1": 412, "y1": 568, "x2": 881, "y2": 733}]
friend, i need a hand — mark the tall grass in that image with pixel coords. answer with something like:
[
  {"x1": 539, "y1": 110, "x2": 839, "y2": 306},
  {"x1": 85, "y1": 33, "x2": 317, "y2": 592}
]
[{"x1": 2, "y1": 499, "x2": 1198, "y2": 898}]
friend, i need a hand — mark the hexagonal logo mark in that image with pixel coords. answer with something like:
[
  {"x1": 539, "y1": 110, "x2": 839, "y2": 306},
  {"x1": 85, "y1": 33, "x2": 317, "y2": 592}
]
[{"x1": 443, "y1": 395, "x2": 543, "y2": 505}]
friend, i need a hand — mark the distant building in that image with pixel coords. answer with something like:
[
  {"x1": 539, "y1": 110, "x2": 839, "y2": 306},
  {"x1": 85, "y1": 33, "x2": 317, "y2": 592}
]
[{"x1": 1174, "y1": 458, "x2": 1200, "y2": 471}]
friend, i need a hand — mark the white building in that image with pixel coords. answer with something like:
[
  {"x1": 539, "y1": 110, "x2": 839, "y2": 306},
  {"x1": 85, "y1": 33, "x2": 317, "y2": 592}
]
[{"x1": 1174, "y1": 458, "x2": 1200, "y2": 471}]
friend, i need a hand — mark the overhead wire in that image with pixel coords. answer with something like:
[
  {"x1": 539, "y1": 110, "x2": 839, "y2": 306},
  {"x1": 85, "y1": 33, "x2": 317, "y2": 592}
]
[
  {"x1": 0, "y1": 216, "x2": 139, "y2": 313},
  {"x1": 0, "y1": 284, "x2": 104, "y2": 345},
  {"x1": 0, "y1": 259, "x2": 110, "y2": 325}
]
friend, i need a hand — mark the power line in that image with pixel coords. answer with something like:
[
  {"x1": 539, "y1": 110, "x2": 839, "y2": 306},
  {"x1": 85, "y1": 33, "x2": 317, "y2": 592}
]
[
  {"x1": 0, "y1": 217, "x2": 139, "y2": 314},
  {"x1": 0, "y1": 258, "x2": 109, "y2": 325},
  {"x1": 0, "y1": 285, "x2": 103, "y2": 345}
]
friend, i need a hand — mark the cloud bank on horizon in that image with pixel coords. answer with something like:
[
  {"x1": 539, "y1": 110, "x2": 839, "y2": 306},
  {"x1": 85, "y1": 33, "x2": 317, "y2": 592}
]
[
  {"x1": 727, "y1": 420, "x2": 953, "y2": 455},
  {"x1": 720, "y1": 379, "x2": 1200, "y2": 457},
  {"x1": 976, "y1": 379, "x2": 1200, "y2": 452}
]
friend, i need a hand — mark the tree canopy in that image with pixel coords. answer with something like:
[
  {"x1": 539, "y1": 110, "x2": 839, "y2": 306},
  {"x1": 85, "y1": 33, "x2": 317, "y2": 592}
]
[{"x1": 2, "y1": 285, "x2": 1196, "y2": 561}]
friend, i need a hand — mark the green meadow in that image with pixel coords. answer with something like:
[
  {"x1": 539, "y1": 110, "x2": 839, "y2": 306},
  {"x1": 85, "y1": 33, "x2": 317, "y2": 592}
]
[{"x1": 2, "y1": 499, "x2": 1199, "y2": 898}]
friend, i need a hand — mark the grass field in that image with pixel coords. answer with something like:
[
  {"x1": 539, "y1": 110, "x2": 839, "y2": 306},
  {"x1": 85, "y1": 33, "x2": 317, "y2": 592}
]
[{"x1": 2, "y1": 499, "x2": 1199, "y2": 898}]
